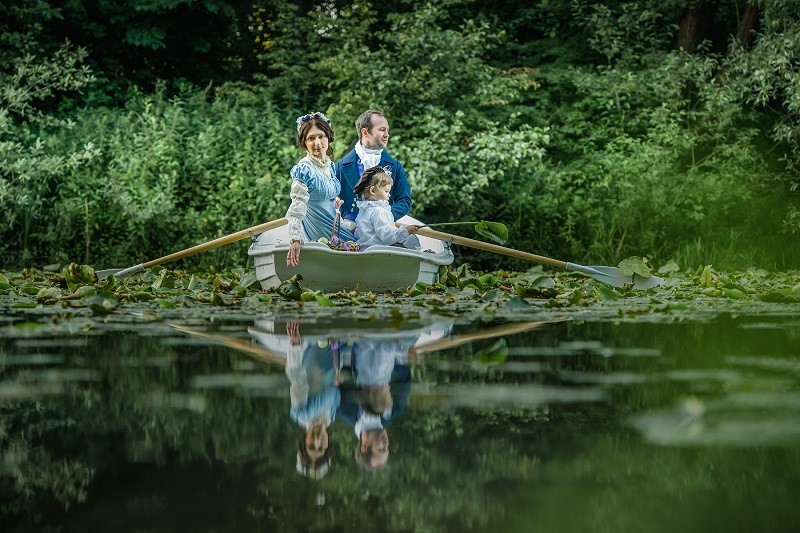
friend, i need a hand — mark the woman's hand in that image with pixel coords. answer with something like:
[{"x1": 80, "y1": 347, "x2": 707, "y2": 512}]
[
  {"x1": 286, "y1": 321, "x2": 301, "y2": 346},
  {"x1": 287, "y1": 240, "x2": 302, "y2": 267},
  {"x1": 407, "y1": 225, "x2": 420, "y2": 234},
  {"x1": 333, "y1": 197, "x2": 344, "y2": 210}
]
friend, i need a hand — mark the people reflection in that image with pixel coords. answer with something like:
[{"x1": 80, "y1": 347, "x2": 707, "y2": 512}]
[
  {"x1": 284, "y1": 322, "x2": 340, "y2": 479},
  {"x1": 338, "y1": 335, "x2": 415, "y2": 471}
]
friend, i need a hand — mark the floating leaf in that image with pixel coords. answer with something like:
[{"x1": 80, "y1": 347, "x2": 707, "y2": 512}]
[
  {"x1": 83, "y1": 295, "x2": 119, "y2": 314},
  {"x1": 152, "y1": 270, "x2": 175, "y2": 290},
  {"x1": 479, "y1": 274, "x2": 498, "y2": 288},
  {"x1": 314, "y1": 293, "x2": 335, "y2": 307},
  {"x1": 758, "y1": 289, "x2": 800, "y2": 303},
  {"x1": 594, "y1": 284, "x2": 621, "y2": 301},
  {"x1": 155, "y1": 298, "x2": 178, "y2": 309},
  {"x1": 239, "y1": 270, "x2": 258, "y2": 289},
  {"x1": 20, "y1": 284, "x2": 41, "y2": 295},
  {"x1": 618, "y1": 257, "x2": 652, "y2": 278},
  {"x1": 504, "y1": 296, "x2": 532, "y2": 309},
  {"x1": 35, "y1": 287, "x2": 61, "y2": 303},
  {"x1": 699, "y1": 265, "x2": 715, "y2": 287},
  {"x1": 658, "y1": 260, "x2": 680, "y2": 275},
  {"x1": 62, "y1": 263, "x2": 97, "y2": 290},
  {"x1": 720, "y1": 288, "x2": 748, "y2": 300},
  {"x1": 277, "y1": 275, "x2": 304, "y2": 301},
  {"x1": 475, "y1": 221, "x2": 508, "y2": 244},
  {"x1": 300, "y1": 291, "x2": 316, "y2": 302}
]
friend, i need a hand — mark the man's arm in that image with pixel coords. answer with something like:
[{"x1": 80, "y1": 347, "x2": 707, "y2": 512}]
[
  {"x1": 390, "y1": 163, "x2": 412, "y2": 220},
  {"x1": 335, "y1": 156, "x2": 359, "y2": 220}
]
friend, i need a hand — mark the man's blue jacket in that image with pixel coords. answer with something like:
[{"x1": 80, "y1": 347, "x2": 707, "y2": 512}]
[{"x1": 335, "y1": 147, "x2": 412, "y2": 221}]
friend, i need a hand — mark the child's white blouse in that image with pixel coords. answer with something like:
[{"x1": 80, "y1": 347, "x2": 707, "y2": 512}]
[{"x1": 354, "y1": 200, "x2": 409, "y2": 247}]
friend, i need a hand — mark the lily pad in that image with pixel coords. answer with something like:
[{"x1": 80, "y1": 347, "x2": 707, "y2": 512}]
[
  {"x1": 618, "y1": 257, "x2": 652, "y2": 278},
  {"x1": 475, "y1": 221, "x2": 508, "y2": 244},
  {"x1": 63, "y1": 263, "x2": 97, "y2": 290},
  {"x1": 277, "y1": 275, "x2": 305, "y2": 301}
]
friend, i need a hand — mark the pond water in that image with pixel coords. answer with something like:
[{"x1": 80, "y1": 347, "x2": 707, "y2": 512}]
[{"x1": 2, "y1": 303, "x2": 800, "y2": 532}]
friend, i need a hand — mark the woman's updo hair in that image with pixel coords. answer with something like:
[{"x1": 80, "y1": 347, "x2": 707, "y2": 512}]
[
  {"x1": 296, "y1": 114, "x2": 334, "y2": 157},
  {"x1": 353, "y1": 166, "x2": 393, "y2": 199}
]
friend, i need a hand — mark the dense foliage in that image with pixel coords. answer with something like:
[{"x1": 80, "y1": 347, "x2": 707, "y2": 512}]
[{"x1": 2, "y1": 0, "x2": 798, "y2": 271}]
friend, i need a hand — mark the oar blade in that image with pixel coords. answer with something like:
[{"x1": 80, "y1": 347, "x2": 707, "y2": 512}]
[
  {"x1": 96, "y1": 268, "x2": 122, "y2": 280},
  {"x1": 587, "y1": 266, "x2": 664, "y2": 290}
]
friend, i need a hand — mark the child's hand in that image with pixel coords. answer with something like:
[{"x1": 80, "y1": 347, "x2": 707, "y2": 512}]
[
  {"x1": 333, "y1": 197, "x2": 343, "y2": 210},
  {"x1": 407, "y1": 225, "x2": 420, "y2": 234}
]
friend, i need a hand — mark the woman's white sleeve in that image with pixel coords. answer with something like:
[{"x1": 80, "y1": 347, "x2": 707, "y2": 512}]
[{"x1": 286, "y1": 180, "x2": 310, "y2": 242}]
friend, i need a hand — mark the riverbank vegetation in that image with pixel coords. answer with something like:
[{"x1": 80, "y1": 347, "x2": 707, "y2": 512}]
[{"x1": 2, "y1": 1, "x2": 799, "y2": 271}]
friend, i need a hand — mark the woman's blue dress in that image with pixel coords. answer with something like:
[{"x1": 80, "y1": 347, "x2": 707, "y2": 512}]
[{"x1": 290, "y1": 156, "x2": 356, "y2": 242}]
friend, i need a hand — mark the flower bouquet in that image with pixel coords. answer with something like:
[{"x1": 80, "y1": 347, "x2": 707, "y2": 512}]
[
  {"x1": 317, "y1": 236, "x2": 360, "y2": 252},
  {"x1": 318, "y1": 210, "x2": 360, "y2": 252}
]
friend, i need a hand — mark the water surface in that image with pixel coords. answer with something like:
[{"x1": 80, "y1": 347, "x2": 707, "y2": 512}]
[{"x1": 2, "y1": 305, "x2": 799, "y2": 531}]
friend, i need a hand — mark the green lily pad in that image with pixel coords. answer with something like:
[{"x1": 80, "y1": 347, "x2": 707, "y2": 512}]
[
  {"x1": 618, "y1": 257, "x2": 652, "y2": 278},
  {"x1": 277, "y1": 275, "x2": 305, "y2": 301},
  {"x1": 475, "y1": 221, "x2": 508, "y2": 244},
  {"x1": 83, "y1": 295, "x2": 119, "y2": 314},
  {"x1": 658, "y1": 260, "x2": 680, "y2": 274},
  {"x1": 314, "y1": 292, "x2": 335, "y2": 307},
  {"x1": 63, "y1": 263, "x2": 97, "y2": 291}
]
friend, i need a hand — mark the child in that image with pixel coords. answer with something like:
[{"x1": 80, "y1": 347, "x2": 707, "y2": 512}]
[{"x1": 353, "y1": 166, "x2": 420, "y2": 249}]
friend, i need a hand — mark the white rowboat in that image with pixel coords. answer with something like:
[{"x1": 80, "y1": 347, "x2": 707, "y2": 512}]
[{"x1": 247, "y1": 216, "x2": 454, "y2": 292}]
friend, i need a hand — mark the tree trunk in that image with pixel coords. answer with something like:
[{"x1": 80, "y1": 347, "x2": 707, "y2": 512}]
[
  {"x1": 735, "y1": 2, "x2": 760, "y2": 50},
  {"x1": 677, "y1": 0, "x2": 719, "y2": 53}
]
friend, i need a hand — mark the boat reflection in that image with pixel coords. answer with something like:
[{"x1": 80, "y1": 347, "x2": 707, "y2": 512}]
[
  {"x1": 171, "y1": 315, "x2": 570, "y2": 478},
  {"x1": 248, "y1": 317, "x2": 451, "y2": 476}
]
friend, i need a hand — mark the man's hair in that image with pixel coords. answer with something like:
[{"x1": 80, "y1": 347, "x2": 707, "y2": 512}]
[
  {"x1": 353, "y1": 438, "x2": 388, "y2": 472},
  {"x1": 296, "y1": 117, "x2": 335, "y2": 157},
  {"x1": 353, "y1": 166, "x2": 393, "y2": 199},
  {"x1": 355, "y1": 109, "x2": 385, "y2": 136}
]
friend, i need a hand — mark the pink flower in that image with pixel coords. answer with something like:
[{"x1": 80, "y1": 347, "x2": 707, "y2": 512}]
[
  {"x1": 331, "y1": 236, "x2": 340, "y2": 244},
  {"x1": 342, "y1": 242, "x2": 350, "y2": 250}
]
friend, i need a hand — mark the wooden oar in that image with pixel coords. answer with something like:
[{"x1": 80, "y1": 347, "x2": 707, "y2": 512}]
[
  {"x1": 96, "y1": 217, "x2": 288, "y2": 280},
  {"x1": 168, "y1": 323, "x2": 286, "y2": 366},
  {"x1": 411, "y1": 317, "x2": 568, "y2": 356},
  {"x1": 416, "y1": 227, "x2": 663, "y2": 289}
]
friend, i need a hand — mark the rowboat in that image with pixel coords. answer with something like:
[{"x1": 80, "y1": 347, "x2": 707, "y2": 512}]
[
  {"x1": 247, "y1": 215, "x2": 454, "y2": 292},
  {"x1": 248, "y1": 317, "x2": 455, "y2": 358}
]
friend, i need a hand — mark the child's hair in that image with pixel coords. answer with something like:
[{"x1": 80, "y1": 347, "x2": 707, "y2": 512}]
[{"x1": 353, "y1": 166, "x2": 393, "y2": 199}]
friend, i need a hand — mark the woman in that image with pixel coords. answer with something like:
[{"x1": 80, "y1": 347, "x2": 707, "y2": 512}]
[
  {"x1": 286, "y1": 112, "x2": 355, "y2": 267},
  {"x1": 285, "y1": 321, "x2": 340, "y2": 479}
]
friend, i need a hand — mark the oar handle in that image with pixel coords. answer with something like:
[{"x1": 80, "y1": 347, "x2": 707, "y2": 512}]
[
  {"x1": 142, "y1": 217, "x2": 288, "y2": 269},
  {"x1": 416, "y1": 227, "x2": 568, "y2": 269}
]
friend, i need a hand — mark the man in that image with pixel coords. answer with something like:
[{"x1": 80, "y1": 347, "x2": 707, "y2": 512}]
[
  {"x1": 335, "y1": 110, "x2": 412, "y2": 224},
  {"x1": 337, "y1": 336, "x2": 414, "y2": 471}
]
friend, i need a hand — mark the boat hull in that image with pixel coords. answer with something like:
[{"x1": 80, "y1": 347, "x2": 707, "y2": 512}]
[{"x1": 248, "y1": 216, "x2": 454, "y2": 292}]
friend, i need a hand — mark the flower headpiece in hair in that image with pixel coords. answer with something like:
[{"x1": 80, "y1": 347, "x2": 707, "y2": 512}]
[
  {"x1": 296, "y1": 112, "x2": 331, "y2": 132},
  {"x1": 353, "y1": 165, "x2": 394, "y2": 198}
]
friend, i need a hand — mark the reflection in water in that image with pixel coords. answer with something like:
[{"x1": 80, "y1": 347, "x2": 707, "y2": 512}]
[
  {"x1": 248, "y1": 318, "x2": 454, "y2": 476},
  {"x1": 3, "y1": 312, "x2": 800, "y2": 530}
]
